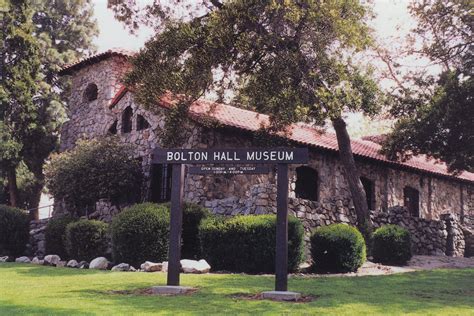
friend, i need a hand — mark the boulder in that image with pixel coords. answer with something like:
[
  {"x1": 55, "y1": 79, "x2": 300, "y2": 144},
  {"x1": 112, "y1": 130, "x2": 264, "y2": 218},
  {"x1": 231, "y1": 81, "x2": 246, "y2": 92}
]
[
  {"x1": 140, "y1": 261, "x2": 162, "y2": 272},
  {"x1": 0, "y1": 256, "x2": 9, "y2": 262},
  {"x1": 111, "y1": 263, "x2": 131, "y2": 272},
  {"x1": 89, "y1": 257, "x2": 109, "y2": 270},
  {"x1": 56, "y1": 261, "x2": 66, "y2": 268},
  {"x1": 78, "y1": 261, "x2": 89, "y2": 269},
  {"x1": 66, "y1": 260, "x2": 79, "y2": 268},
  {"x1": 15, "y1": 256, "x2": 31, "y2": 263},
  {"x1": 180, "y1": 259, "x2": 211, "y2": 274},
  {"x1": 44, "y1": 255, "x2": 61, "y2": 266},
  {"x1": 31, "y1": 257, "x2": 44, "y2": 265},
  {"x1": 162, "y1": 261, "x2": 168, "y2": 272}
]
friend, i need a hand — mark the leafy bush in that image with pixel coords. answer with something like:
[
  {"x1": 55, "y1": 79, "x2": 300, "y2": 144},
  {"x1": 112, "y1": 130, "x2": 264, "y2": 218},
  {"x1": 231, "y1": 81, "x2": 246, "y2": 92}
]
[
  {"x1": 110, "y1": 203, "x2": 170, "y2": 267},
  {"x1": 181, "y1": 203, "x2": 210, "y2": 259},
  {"x1": 0, "y1": 205, "x2": 30, "y2": 256},
  {"x1": 45, "y1": 137, "x2": 143, "y2": 216},
  {"x1": 372, "y1": 225, "x2": 412, "y2": 265},
  {"x1": 65, "y1": 219, "x2": 108, "y2": 261},
  {"x1": 199, "y1": 215, "x2": 304, "y2": 273},
  {"x1": 45, "y1": 215, "x2": 77, "y2": 259},
  {"x1": 310, "y1": 224, "x2": 366, "y2": 273}
]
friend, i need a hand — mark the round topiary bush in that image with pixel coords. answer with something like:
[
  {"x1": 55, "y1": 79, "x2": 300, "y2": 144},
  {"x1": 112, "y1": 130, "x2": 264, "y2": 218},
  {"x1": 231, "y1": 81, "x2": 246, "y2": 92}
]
[
  {"x1": 372, "y1": 224, "x2": 412, "y2": 265},
  {"x1": 110, "y1": 203, "x2": 170, "y2": 267},
  {"x1": 310, "y1": 223, "x2": 366, "y2": 273},
  {"x1": 65, "y1": 219, "x2": 108, "y2": 261},
  {"x1": 0, "y1": 205, "x2": 30, "y2": 256},
  {"x1": 45, "y1": 215, "x2": 77, "y2": 259},
  {"x1": 199, "y1": 214, "x2": 304, "y2": 273}
]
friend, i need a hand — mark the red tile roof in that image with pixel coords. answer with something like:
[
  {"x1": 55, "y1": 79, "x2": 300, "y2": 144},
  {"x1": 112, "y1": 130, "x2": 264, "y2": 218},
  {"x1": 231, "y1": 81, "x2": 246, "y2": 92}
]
[
  {"x1": 112, "y1": 87, "x2": 474, "y2": 184},
  {"x1": 58, "y1": 49, "x2": 135, "y2": 76}
]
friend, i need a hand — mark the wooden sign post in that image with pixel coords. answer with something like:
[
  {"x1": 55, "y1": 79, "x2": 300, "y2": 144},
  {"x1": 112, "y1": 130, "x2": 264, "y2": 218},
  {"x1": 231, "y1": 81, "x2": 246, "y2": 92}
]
[{"x1": 152, "y1": 148, "x2": 308, "y2": 296}]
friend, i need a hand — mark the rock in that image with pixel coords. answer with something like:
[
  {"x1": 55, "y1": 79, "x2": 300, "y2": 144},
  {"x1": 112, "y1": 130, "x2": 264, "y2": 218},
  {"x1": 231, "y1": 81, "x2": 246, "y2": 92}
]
[
  {"x1": 44, "y1": 255, "x2": 61, "y2": 266},
  {"x1": 78, "y1": 261, "x2": 89, "y2": 269},
  {"x1": 180, "y1": 259, "x2": 211, "y2": 274},
  {"x1": 56, "y1": 261, "x2": 66, "y2": 268},
  {"x1": 15, "y1": 256, "x2": 31, "y2": 263},
  {"x1": 67, "y1": 260, "x2": 79, "y2": 268},
  {"x1": 140, "y1": 261, "x2": 162, "y2": 272},
  {"x1": 89, "y1": 257, "x2": 109, "y2": 270},
  {"x1": 111, "y1": 263, "x2": 131, "y2": 272},
  {"x1": 31, "y1": 257, "x2": 44, "y2": 265},
  {"x1": 0, "y1": 256, "x2": 9, "y2": 262},
  {"x1": 162, "y1": 261, "x2": 168, "y2": 272}
]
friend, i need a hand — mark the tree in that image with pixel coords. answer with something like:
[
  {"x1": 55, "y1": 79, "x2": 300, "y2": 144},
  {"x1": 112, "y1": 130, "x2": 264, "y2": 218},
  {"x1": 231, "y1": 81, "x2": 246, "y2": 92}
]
[
  {"x1": 0, "y1": 0, "x2": 98, "y2": 215},
  {"x1": 109, "y1": 0, "x2": 383, "y2": 240},
  {"x1": 44, "y1": 137, "x2": 143, "y2": 216},
  {"x1": 0, "y1": 0, "x2": 42, "y2": 208},
  {"x1": 382, "y1": 0, "x2": 473, "y2": 173}
]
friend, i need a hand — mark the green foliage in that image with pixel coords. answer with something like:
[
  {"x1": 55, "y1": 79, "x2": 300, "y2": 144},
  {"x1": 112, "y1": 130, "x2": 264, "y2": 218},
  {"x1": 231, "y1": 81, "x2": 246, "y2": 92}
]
[
  {"x1": 117, "y1": 1, "x2": 381, "y2": 147},
  {"x1": 181, "y1": 203, "x2": 210, "y2": 260},
  {"x1": 110, "y1": 203, "x2": 170, "y2": 267},
  {"x1": 0, "y1": 0, "x2": 98, "y2": 210},
  {"x1": 45, "y1": 215, "x2": 77, "y2": 259},
  {"x1": 0, "y1": 204, "x2": 30, "y2": 256},
  {"x1": 310, "y1": 224, "x2": 366, "y2": 273},
  {"x1": 110, "y1": 202, "x2": 209, "y2": 266},
  {"x1": 372, "y1": 225, "x2": 412, "y2": 265},
  {"x1": 45, "y1": 137, "x2": 143, "y2": 215},
  {"x1": 65, "y1": 219, "x2": 108, "y2": 261},
  {"x1": 199, "y1": 215, "x2": 304, "y2": 273},
  {"x1": 384, "y1": 71, "x2": 473, "y2": 172}
]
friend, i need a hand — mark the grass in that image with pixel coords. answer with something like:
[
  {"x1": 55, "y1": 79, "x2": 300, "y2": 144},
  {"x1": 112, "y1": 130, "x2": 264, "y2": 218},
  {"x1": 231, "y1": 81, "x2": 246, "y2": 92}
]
[{"x1": 0, "y1": 263, "x2": 473, "y2": 315}]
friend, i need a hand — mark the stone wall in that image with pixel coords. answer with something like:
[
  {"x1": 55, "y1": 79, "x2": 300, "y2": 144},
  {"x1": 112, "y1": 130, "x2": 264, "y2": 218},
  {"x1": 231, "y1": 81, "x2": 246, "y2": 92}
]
[{"x1": 28, "y1": 219, "x2": 49, "y2": 257}]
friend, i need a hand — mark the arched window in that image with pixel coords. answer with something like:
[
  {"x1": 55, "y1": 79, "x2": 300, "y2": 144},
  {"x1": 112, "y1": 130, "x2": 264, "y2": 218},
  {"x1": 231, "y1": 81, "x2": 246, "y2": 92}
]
[
  {"x1": 121, "y1": 106, "x2": 133, "y2": 133},
  {"x1": 295, "y1": 166, "x2": 319, "y2": 201},
  {"x1": 108, "y1": 120, "x2": 117, "y2": 135},
  {"x1": 83, "y1": 83, "x2": 98, "y2": 102},
  {"x1": 360, "y1": 177, "x2": 375, "y2": 210},
  {"x1": 136, "y1": 114, "x2": 150, "y2": 131},
  {"x1": 404, "y1": 186, "x2": 420, "y2": 217}
]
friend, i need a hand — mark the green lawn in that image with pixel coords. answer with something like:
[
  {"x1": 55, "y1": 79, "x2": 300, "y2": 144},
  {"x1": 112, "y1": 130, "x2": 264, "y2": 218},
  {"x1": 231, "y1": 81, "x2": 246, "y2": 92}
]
[{"x1": 0, "y1": 263, "x2": 473, "y2": 315}]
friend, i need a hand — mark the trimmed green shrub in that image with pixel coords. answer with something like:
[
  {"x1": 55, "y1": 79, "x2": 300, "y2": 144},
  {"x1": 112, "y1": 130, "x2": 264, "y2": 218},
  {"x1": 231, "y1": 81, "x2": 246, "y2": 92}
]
[
  {"x1": 110, "y1": 203, "x2": 170, "y2": 267},
  {"x1": 199, "y1": 215, "x2": 304, "y2": 273},
  {"x1": 65, "y1": 219, "x2": 108, "y2": 261},
  {"x1": 372, "y1": 225, "x2": 412, "y2": 265},
  {"x1": 181, "y1": 203, "x2": 210, "y2": 259},
  {"x1": 0, "y1": 205, "x2": 30, "y2": 256},
  {"x1": 45, "y1": 215, "x2": 77, "y2": 259},
  {"x1": 310, "y1": 224, "x2": 366, "y2": 273}
]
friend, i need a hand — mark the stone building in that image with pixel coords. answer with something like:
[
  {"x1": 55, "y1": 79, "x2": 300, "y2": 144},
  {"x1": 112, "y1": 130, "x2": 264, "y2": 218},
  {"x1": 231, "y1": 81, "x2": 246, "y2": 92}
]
[{"x1": 39, "y1": 49, "x2": 473, "y2": 257}]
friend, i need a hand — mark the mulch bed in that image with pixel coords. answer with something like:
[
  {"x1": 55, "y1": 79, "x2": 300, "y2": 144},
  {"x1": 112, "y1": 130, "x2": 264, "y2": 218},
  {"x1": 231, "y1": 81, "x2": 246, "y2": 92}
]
[{"x1": 107, "y1": 287, "x2": 199, "y2": 296}]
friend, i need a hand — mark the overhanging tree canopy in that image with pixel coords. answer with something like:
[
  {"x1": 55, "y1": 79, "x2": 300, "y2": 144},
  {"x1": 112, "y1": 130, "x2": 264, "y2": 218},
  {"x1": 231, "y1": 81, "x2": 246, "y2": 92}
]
[{"x1": 110, "y1": 0, "x2": 384, "y2": 239}]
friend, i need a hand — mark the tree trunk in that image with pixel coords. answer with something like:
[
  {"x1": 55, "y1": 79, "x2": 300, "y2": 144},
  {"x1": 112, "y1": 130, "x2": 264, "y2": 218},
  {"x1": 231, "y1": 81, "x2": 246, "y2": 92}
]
[
  {"x1": 7, "y1": 167, "x2": 18, "y2": 208},
  {"x1": 27, "y1": 164, "x2": 44, "y2": 220},
  {"x1": 332, "y1": 117, "x2": 373, "y2": 241}
]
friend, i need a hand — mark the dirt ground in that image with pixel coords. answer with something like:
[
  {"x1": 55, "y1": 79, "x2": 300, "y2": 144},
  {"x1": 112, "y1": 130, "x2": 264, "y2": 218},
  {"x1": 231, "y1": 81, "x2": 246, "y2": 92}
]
[{"x1": 315, "y1": 255, "x2": 474, "y2": 277}]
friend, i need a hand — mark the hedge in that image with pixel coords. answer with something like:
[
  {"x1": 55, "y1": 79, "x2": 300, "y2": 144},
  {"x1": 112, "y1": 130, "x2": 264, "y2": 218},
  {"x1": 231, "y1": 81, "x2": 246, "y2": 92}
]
[
  {"x1": 372, "y1": 224, "x2": 412, "y2": 265},
  {"x1": 45, "y1": 215, "x2": 77, "y2": 259},
  {"x1": 110, "y1": 203, "x2": 170, "y2": 267},
  {"x1": 310, "y1": 224, "x2": 366, "y2": 273},
  {"x1": 65, "y1": 219, "x2": 108, "y2": 261},
  {"x1": 199, "y1": 214, "x2": 304, "y2": 273},
  {"x1": 110, "y1": 202, "x2": 210, "y2": 267},
  {"x1": 0, "y1": 205, "x2": 30, "y2": 256}
]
